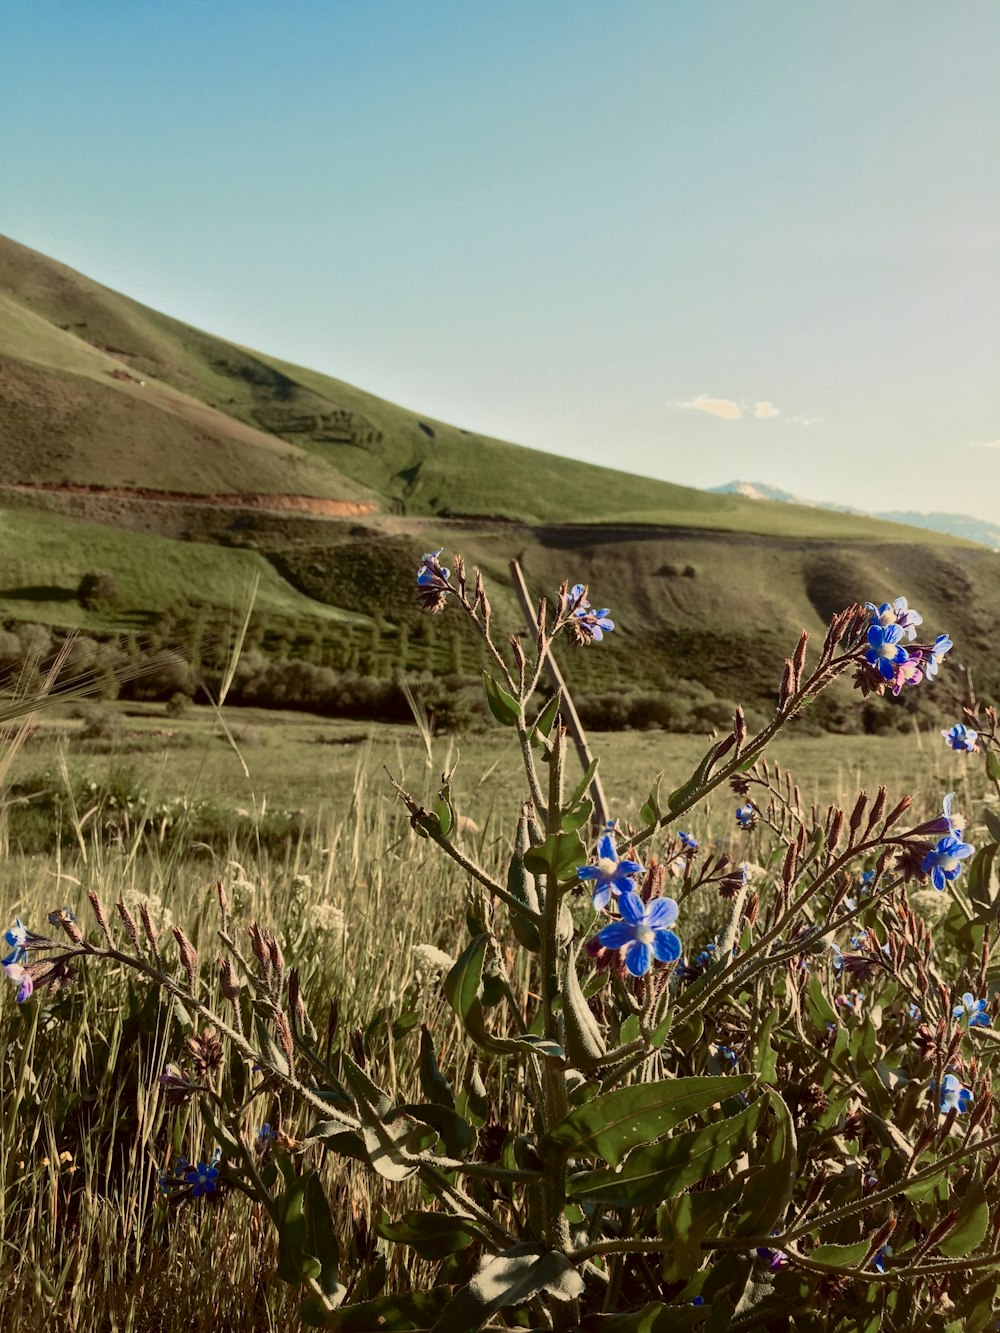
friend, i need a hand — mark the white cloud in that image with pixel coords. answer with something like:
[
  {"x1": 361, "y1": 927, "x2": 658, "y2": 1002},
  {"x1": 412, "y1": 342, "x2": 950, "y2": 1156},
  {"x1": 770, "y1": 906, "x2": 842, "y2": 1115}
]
[
  {"x1": 790, "y1": 414, "x2": 822, "y2": 427},
  {"x1": 969, "y1": 439, "x2": 1000, "y2": 449},
  {"x1": 753, "y1": 401, "x2": 780, "y2": 419},
  {"x1": 672, "y1": 395, "x2": 743, "y2": 420}
]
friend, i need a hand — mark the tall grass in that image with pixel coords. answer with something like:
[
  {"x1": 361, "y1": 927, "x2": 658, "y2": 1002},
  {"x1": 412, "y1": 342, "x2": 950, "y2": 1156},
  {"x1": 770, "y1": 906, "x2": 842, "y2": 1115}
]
[{"x1": 0, "y1": 715, "x2": 985, "y2": 1329}]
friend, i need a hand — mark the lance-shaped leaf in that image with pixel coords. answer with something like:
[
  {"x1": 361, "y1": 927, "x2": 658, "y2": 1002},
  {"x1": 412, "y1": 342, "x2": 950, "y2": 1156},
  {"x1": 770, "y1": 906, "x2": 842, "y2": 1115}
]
[
  {"x1": 937, "y1": 1167, "x2": 989, "y2": 1257},
  {"x1": 325, "y1": 1287, "x2": 453, "y2": 1331},
  {"x1": 432, "y1": 777, "x2": 456, "y2": 839},
  {"x1": 378, "y1": 1210, "x2": 475, "y2": 1261},
  {"x1": 419, "y1": 1025, "x2": 456, "y2": 1110},
  {"x1": 559, "y1": 941, "x2": 608, "y2": 1071},
  {"x1": 734, "y1": 1089, "x2": 796, "y2": 1236},
  {"x1": 657, "y1": 1177, "x2": 744, "y2": 1282},
  {"x1": 530, "y1": 692, "x2": 561, "y2": 748},
  {"x1": 639, "y1": 772, "x2": 664, "y2": 828},
  {"x1": 340, "y1": 1052, "x2": 430, "y2": 1181},
  {"x1": 396, "y1": 1102, "x2": 473, "y2": 1159},
  {"x1": 429, "y1": 1245, "x2": 584, "y2": 1333},
  {"x1": 506, "y1": 814, "x2": 541, "y2": 951},
  {"x1": 667, "y1": 740, "x2": 726, "y2": 813},
  {"x1": 544, "y1": 1075, "x2": 756, "y2": 1167},
  {"x1": 481, "y1": 671, "x2": 519, "y2": 727},
  {"x1": 809, "y1": 1241, "x2": 872, "y2": 1268},
  {"x1": 568, "y1": 1096, "x2": 766, "y2": 1207},
  {"x1": 275, "y1": 1162, "x2": 322, "y2": 1285},
  {"x1": 444, "y1": 934, "x2": 563, "y2": 1060}
]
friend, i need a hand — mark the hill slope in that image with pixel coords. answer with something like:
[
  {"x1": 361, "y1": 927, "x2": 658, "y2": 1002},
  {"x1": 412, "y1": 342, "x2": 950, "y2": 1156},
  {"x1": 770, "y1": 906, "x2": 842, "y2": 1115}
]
[
  {"x1": 1, "y1": 235, "x2": 998, "y2": 721},
  {"x1": 0, "y1": 234, "x2": 973, "y2": 543}
]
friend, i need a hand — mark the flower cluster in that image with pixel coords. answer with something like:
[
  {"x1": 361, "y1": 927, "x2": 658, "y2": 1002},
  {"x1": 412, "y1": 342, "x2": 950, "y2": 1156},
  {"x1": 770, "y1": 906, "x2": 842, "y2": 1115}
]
[
  {"x1": 934, "y1": 1074, "x2": 973, "y2": 1115},
  {"x1": 953, "y1": 993, "x2": 992, "y2": 1029},
  {"x1": 922, "y1": 832, "x2": 975, "y2": 891},
  {"x1": 415, "y1": 549, "x2": 452, "y2": 613},
  {"x1": 859, "y1": 598, "x2": 952, "y2": 697},
  {"x1": 158, "y1": 1149, "x2": 222, "y2": 1203},
  {"x1": 735, "y1": 803, "x2": 756, "y2": 830},
  {"x1": 564, "y1": 584, "x2": 615, "y2": 645},
  {"x1": 942, "y1": 723, "x2": 978, "y2": 753},
  {"x1": 578, "y1": 832, "x2": 681, "y2": 976}
]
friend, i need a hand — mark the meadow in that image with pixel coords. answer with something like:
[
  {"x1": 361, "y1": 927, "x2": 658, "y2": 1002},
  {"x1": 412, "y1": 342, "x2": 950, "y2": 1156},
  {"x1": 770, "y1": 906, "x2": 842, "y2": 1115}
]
[{"x1": 0, "y1": 698, "x2": 990, "y2": 1330}]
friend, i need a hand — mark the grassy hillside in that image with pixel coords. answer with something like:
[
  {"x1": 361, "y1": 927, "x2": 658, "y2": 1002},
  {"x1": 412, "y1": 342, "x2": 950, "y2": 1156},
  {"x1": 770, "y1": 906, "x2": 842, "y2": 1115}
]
[
  {"x1": 0, "y1": 504, "x2": 367, "y2": 629},
  {"x1": 0, "y1": 234, "x2": 972, "y2": 543},
  {"x1": 1, "y1": 233, "x2": 997, "y2": 723}
]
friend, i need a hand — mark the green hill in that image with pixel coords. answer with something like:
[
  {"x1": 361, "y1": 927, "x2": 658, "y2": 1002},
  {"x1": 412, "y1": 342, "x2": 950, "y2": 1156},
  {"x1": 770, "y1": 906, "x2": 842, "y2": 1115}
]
[{"x1": 0, "y1": 232, "x2": 997, "y2": 724}]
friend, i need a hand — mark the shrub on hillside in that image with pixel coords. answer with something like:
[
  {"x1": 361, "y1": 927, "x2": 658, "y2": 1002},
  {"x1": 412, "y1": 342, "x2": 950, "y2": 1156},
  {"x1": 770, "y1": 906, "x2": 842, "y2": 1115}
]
[{"x1": 76, "y1": 570, "x2": 118, "y2": 611}]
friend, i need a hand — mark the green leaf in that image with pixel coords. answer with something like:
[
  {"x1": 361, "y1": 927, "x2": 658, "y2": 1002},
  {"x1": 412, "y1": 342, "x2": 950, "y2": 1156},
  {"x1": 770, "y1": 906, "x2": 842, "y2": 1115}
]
[
  {"x1": 276, "y1": 1165, "x2": 322, "y2": 1285},
  {"x1": 419, "y1": 1025, "x2": 456, "y2": 1109},
  {"x1": 639, "y1": 773, "x2": 664, "y2": 827},
  {"x1": 397, "y1": 1102, "x2": 473, "y2": 1159},
  {"x1": 544, "y1": 1075, "x2": 756, "y2": 1167},
  {"x1": 567, "y1": 757, "x2": 600, "y2": 809},
  {"x1": 481, "y1": 671, "x2": 519, "y2": 727},
  {"x1": 432, "y1": 786, "x2": 455, "y2": 839},
  {"x1": 937, "y1": 1167, "x2": 989, "y2": 1257},
  {"x1": 668, "y1": 741, "x2": 724, "y2": 813},
  {"x1": 569, "y1": 1097, "x2": 766, "y2": 1206},
  {"x1": 734, "y1": 1090, "x2": 796, "y2": 1236},
  {"x1": 524, "y1": 830, "x2": 586, "y2": 882},
  {"x1": 378, "y1": 1210, "x2": 474, "y2": 1261},
  {"x1": 429, "y1": 1246, "x2": 584, "y2": 1333},
  {"x1": 986, "y1": 750, "x2": 1000, "y2": 784},
  {"x1": 530, "y1": 692, "x2": 562, "y2": 746},
  {"x1": 444, "y1": 934, "x2": 562, "y2": 1060},
  {"x1": 560, "y1": 799, "x2": 594, "y2": 834},
  {"x1": 966, "y1": 844, "x2": 999, "y2": 917},
  {"x1": 810, "y1": 1241, "x2": 872, "y2": 1268},
  {"x1": 657, "y1": 1178, "x2": 743, "y2": 1282},
  {"x1": 340, "y1": 1053, "x2": 428, "y2": 1181},
  {"x1": 805, "y1": 976, "x2": 839, "y2": 1032},
  {"x1": 305, "y1": 1170, "x2": 346, "y2": 1301},
  {"x1": 560, "y1": 941, "x2": 608, "y2": 1071},
  {"x1": 327, "y1": 1288, "x2": 453, "y2": 1331},
  {"x1": 506, "y1": 816, "x2": 541, "y2": 949}
]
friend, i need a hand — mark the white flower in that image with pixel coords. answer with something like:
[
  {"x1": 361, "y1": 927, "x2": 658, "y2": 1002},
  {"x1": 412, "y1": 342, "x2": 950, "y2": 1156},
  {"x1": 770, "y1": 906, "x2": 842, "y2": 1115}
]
[
  {"x1": 410, "y1": 944, "x2": 455, "y2": 987},
  {"x1": 313, "y1": 903, "x2": 346, "y2": 937}
]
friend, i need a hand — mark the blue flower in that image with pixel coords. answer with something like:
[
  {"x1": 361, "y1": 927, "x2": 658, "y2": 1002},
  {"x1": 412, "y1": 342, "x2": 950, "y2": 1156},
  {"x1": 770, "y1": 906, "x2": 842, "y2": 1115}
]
[
  {"x1": 416, "y1": 549, "x2": 450, "y2": 586},
  {"x1": 867, "y1": 598, "x2": 923, "y2": 642},
  {"x1": 924, "y1": 634, "x2": 952, "y2": 680},
  {"x1": 830, "y1": 943, "x2": 845, "y2": 976},
  {"x1": 922, "y1": 833, "x2": 975, "y2": 891},
  {"x1": 907, "y1": 1002, "x2": 921, "y2": 1021},
  {"x1": 577, "y1": 833, "x2": 643, "y2": 910},
  {"x1": 735, "y1": 803, "x2": 755, "y2": 830},
  {"x1": 693, "y1": 942, "x2": 717, "y2": 968},
  {"x1": 865, "y1": 623, "x2": 909, "y2": 680},
  {"x1": 714, "y1": 1044, "x2": 738, "y2": 1066},
  {"x1": 756, "y1": 1247, "x2": 789, "y2": 1271},
  {"x1": 953, "y1": 992, "x2": 992, "y2": 1029},
  {"x1": 872, "y1": 1246, "x2": 891, "y2": 1273},
  {"x1": 678, "y1": 831, "x2": 699, "y2": 851},
  {"x1": 185, "y1": 1152, "x2": 221, "y2": 1198},
  {"x1": 563, "y1": 583, "x2": 590, "y2": 613},
  {"x1": 934, "y1": 1073, "x2": 972, "y2": 1115},
  {"x1": 597, "y1": 890, "x2": 681, "y2": 977},
  {"x1": 573, "y1": 606, "x2": 615, "y2": 642},
  {"x1": 3, "y1": 962, "x2": 33, "y2": 1003},
  {"x1": 942, "y1": 723, "x2": 978, "y2": 753},
  {"x1": 2, "y1": 918, "x2": 28, "y2": 968}
]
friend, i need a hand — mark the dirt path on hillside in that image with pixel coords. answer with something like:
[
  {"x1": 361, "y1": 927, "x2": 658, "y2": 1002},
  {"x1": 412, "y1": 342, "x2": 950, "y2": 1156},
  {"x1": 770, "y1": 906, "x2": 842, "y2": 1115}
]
[{"x1": 0, "y1": 480, "x2": 379, "y2": 518}]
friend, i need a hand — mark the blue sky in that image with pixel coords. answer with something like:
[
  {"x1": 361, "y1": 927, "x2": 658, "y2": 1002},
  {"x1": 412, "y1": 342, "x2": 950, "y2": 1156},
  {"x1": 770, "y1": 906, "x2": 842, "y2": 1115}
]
[{"x1": 4, "y1": 2, "x2": 999, "y2": 520}]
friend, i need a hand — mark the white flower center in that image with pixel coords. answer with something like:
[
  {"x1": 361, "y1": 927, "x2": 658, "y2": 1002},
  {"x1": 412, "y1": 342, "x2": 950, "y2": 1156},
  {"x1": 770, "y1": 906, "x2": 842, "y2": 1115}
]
[
  {"x1": 597, "y1": 857, "x2": 618, "y2": 877},
  {"x1": 939, "y1": 855, "x2": 960, "y2": 872},
  {"x1": 636, "y1": 925, "x2": 655, "y2": 945}
]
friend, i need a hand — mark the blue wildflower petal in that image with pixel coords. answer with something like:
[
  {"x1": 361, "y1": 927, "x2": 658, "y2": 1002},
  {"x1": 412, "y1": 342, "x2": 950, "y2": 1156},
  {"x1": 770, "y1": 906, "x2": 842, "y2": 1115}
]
[
  {"x1": 576, "y1": 865, "x2": 601, "y2": 881},
  {"x1": 646, "y1": 897, "x2": 679, "y2": 929},
  {"x1": 591, "y1": 885, "x2": 613, "y2": 911},
  {"x1": 624, "y1": 939, "x2": 652, "y2": 977},
  {"x1": 652, "y1": 929, "x2": 682, "y2": 963},
  {"x1": 598, "y1": 921, "x2": 636, "y2": 950},
  {"x1": 617, "y1": 891, "x2": 645, "y2": 926}
]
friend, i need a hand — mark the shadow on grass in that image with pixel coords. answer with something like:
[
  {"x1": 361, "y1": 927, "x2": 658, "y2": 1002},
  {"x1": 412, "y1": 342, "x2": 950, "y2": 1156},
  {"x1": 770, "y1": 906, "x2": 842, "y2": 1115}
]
[{"x1": 0, "y1": 584, "x2": 78, "y2": 602}]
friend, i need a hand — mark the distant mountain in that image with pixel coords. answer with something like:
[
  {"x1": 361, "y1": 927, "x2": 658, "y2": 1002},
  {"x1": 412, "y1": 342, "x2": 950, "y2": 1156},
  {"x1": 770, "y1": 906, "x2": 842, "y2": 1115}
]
[{"x1": 709, "y1": 482, "x2": 1000, "y2": 551}]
